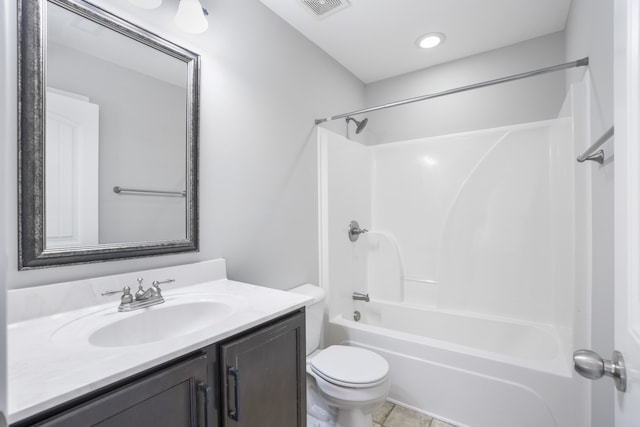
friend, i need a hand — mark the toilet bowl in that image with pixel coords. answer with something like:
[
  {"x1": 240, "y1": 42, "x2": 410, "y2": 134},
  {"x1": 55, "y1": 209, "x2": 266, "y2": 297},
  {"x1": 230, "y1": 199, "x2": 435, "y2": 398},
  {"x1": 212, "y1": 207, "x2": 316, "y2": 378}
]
[
  {"x1": 308, "y1": 345, "x2": 390, "y2": 427},
  {"x1": 289, "y1": 284, "x2": 390, "y2": 427}
]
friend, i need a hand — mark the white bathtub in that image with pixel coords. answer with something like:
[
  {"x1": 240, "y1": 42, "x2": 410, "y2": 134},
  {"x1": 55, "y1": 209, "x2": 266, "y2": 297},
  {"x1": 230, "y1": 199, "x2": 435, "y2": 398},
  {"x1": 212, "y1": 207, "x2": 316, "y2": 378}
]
[{"x1": 325, "y1": 301, "x2": 588, "y2": 427}]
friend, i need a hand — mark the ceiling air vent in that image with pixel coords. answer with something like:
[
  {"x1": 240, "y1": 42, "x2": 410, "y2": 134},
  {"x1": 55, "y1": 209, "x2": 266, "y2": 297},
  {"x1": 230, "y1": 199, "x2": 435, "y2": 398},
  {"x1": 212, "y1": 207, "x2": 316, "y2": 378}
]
[{"x1": 299, "y1": 0, "x2": 351, "y2": 19}]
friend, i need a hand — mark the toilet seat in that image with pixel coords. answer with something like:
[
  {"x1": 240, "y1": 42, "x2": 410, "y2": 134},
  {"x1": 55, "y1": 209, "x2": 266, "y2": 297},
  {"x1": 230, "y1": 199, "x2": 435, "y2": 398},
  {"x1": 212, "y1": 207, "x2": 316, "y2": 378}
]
[{"x1": 310, "y1": 345, "x2": 389, "y2": 388}]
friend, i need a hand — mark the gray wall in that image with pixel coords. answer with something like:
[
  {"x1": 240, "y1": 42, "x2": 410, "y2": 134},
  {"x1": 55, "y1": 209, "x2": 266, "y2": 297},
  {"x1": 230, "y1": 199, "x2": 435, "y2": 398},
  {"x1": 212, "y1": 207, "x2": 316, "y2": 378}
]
[
  {"x1": 565, "y1": 0, "x2": 615, "y2": 425},
  {"x1": 2, "y1": 0, "x2": 364, "y2": 290},
  {"x1": 363, "y1": 32, "x2": 566, "y2": 145}
]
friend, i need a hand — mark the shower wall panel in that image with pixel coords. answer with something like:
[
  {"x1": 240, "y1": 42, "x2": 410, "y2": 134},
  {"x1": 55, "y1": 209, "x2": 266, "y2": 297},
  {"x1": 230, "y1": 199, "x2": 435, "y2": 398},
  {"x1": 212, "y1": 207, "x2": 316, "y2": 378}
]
[
  {"x1": 371, "y1": 120, "x2": 574, "y2": 324},
  {"x1": 318, "y1": 128, "x2": 372, "y2": 320}
]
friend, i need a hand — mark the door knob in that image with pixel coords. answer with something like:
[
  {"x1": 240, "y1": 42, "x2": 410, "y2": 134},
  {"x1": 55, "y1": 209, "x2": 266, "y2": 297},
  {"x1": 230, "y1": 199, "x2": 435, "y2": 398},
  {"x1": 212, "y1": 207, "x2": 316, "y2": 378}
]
[{"x1": 573, "y1": 349, "x2": 626, "y2": 392}]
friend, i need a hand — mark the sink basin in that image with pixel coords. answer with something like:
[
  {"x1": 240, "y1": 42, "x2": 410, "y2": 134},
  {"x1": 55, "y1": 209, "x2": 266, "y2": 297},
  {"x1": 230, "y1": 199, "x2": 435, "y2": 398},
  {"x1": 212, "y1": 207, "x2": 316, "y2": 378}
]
[
  {"x1": 89, "y1": 301, "x2": 233, "y2": 347},
  {"x1": 51, "y1": 293, "x2": 243, "y2": 348}
]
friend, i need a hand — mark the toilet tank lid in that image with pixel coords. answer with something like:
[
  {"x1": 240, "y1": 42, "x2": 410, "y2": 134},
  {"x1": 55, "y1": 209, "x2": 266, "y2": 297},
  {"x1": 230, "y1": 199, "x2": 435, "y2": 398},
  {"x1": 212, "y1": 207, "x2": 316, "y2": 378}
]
[{"x1": 288, "y1": 283, "x2": 325, "y2": 304}]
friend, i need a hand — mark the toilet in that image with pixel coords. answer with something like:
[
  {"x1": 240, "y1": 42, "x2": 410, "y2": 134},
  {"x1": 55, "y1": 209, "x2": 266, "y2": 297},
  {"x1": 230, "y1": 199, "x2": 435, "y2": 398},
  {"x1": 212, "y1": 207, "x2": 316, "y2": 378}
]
[{"x1": 290, "y1": 284, "x2": 390, "y2": 427}]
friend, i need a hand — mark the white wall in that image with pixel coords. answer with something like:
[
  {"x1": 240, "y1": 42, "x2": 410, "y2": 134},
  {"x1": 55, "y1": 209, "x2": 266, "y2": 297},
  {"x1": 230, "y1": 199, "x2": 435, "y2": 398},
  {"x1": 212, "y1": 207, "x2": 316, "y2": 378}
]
[
  {"x1": 363, "y1": 32, "x2": 567, "y2": 145},
  {"x1": 565, "y1": 0, "x2": 615, "y2": 426},
  {"x1": 3, "y1": 0, "x2": 364, "y2": 291}
]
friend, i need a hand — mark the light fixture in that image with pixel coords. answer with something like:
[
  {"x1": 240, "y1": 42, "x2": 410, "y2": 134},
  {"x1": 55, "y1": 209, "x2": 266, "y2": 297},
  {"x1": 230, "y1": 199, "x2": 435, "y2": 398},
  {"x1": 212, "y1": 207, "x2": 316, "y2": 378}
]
[
  {"x1": 416, "y1": 32, "x2": 445, "y2": 49},
  {"x1": 175, "y1": 0, "x2": 209, "y2": 34},
  {"x1": 127, "y1": 0, "x2": 209, "y2": 34},
  {"x1": 127, "y1": 0, "x2": 162, "y2": 9}
]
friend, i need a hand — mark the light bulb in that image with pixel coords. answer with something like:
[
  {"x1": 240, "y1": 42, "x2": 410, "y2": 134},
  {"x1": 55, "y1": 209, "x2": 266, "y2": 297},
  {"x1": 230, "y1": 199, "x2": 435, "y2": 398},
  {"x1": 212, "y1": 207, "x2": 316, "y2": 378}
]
[
  {"x1": 175, "y1": 0, "x2": 209, "y2": 34},
  {"x1": 128, "y1": 0, "x2": 162, "y2": 10}
]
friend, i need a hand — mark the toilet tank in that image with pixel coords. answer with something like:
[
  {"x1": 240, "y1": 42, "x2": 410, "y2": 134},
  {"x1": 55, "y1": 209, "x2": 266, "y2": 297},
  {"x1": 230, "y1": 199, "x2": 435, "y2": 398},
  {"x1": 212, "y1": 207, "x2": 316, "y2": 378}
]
[{"x1": 289, "y1": 284, "x2": 325, "y2": 356}]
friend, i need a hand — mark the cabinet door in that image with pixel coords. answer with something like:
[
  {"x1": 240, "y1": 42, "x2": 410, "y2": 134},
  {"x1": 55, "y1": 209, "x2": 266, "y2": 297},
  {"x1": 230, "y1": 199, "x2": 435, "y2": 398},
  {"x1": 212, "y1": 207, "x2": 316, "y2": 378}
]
[
  {"x1": 34, "y1": 354, "x2": 212, "y2": 427},
  {"x1": 220, "y1": 310, "x2": 306, "y2": 427}
]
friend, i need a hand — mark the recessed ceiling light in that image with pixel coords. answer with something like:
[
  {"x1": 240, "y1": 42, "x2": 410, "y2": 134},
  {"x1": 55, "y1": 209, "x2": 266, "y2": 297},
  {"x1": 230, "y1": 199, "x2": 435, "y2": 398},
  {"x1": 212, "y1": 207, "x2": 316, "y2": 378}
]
[{"x1": 416, "y1": 32, "x2": 445, "y2": 49}]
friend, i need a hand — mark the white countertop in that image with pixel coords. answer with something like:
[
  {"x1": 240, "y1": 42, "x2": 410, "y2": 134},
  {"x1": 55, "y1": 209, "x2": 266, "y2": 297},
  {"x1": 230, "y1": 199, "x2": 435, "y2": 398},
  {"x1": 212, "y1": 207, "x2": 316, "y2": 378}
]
[{"x1": 8, "y1": 271, "x2": 310, "y2": 423}]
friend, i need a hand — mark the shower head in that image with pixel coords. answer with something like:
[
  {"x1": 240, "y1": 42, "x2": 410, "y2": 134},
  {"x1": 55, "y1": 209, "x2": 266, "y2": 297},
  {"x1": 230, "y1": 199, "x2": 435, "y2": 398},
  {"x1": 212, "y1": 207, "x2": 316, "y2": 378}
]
[{"x1": 346, "y1": 116, "x2": 368, "y2": 134}]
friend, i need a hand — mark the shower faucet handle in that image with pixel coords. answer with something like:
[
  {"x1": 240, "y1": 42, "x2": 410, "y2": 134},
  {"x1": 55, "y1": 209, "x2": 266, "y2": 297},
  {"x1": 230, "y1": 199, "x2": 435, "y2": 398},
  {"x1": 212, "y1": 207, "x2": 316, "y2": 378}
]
[{"x1": 348, "y1": 220, "x2": 368, "y2": 242}]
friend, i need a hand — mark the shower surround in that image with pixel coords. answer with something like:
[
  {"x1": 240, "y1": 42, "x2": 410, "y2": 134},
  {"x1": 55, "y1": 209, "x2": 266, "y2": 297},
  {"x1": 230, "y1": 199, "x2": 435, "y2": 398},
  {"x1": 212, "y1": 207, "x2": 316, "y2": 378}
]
[{"x1": 318, "y1": 81, "x2": 591, "y2": 426}]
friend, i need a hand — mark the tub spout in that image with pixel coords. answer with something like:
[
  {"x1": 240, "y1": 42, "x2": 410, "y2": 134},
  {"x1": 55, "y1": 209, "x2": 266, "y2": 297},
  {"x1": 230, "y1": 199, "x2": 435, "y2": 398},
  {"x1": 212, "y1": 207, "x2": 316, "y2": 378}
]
[{"x1": 352, "y1": 292, "x2": 370, "y2": 302}]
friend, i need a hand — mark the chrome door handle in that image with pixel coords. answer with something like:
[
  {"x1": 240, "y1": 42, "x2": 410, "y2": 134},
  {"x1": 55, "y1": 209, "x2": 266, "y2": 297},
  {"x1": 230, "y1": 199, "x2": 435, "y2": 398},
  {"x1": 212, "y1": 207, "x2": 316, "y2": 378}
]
[{"x1": 573, "y1": 349, "x2": 626, "y2": 392}]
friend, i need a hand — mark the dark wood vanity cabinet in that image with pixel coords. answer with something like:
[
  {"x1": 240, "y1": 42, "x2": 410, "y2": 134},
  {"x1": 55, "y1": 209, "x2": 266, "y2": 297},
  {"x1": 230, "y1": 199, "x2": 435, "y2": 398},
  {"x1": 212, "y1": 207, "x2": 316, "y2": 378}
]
[
  {"x1": 220, "y1": 309, "x2": 306, "y2": 427},
  {"x1": 14, "y1": 309, "x2": 305, "y2": 427}
]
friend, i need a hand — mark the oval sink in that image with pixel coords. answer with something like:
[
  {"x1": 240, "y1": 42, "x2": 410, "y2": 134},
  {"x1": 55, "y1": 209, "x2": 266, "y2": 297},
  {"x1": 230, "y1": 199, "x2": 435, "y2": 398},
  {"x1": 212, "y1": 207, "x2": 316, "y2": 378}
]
[
  {"x1": 51, "y1": 293, "x2": 243, "y2": 348},
  {"x1": 89, "y1": 301, "x2": 232, "y2": 347}
]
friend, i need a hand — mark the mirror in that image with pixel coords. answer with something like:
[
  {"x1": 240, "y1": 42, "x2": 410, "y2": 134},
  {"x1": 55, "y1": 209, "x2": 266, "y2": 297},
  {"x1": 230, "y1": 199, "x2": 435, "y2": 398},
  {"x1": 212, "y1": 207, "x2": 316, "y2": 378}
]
[{"x1": 18, "y1": 0, "x2": 200, "y2": 269}]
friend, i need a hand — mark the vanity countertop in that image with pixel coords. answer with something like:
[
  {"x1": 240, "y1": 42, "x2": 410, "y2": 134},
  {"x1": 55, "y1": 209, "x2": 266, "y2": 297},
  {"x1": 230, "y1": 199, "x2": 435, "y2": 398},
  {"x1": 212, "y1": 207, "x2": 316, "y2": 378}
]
[{"x1": 7, "y1": 260, "x2": 311, "y2": 424}]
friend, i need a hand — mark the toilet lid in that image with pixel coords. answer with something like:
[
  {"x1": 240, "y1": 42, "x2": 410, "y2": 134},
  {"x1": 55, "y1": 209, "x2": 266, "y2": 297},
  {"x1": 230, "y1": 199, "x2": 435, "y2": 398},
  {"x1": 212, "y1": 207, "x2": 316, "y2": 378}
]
[{"x1": 310, "y1": 345, "x2": 389, "y2": 387}]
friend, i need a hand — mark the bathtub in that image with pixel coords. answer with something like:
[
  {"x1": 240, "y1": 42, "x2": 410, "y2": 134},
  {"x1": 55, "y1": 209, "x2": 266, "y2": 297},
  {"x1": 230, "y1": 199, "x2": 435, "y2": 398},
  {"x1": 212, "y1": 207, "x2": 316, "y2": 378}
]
[{"x1": 325, "y1": 301, "x2": 588, "y2": 427}]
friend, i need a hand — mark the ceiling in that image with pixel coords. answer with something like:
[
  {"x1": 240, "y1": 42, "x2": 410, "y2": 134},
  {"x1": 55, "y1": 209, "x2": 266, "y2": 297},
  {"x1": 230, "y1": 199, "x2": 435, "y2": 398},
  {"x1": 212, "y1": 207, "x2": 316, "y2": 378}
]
[{"x1": 258, "y1": 0, "x2": 573, "y2": 83}]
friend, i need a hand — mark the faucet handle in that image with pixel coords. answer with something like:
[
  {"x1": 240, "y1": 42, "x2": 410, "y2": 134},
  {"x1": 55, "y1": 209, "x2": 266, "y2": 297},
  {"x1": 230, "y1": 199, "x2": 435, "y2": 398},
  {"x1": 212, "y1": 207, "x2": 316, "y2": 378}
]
[
  {"x1": 348, "y1": 220, "x2": 369, "y2": 242},
  {"x1": 151, "y1": 278, "x2": 175, "y2": 295},
  {"x1": 121, "y1": 286, "x2": 133, "y2": 304},
  {"x1": 102, "y1": 286, "x2": 130, "y2": 296},
  {"x1": 152, "y1": 278, "x2": 176, "y2": 286},
  {"x1": 101, "y1": 286, "x2": 134, "y2": 304}
]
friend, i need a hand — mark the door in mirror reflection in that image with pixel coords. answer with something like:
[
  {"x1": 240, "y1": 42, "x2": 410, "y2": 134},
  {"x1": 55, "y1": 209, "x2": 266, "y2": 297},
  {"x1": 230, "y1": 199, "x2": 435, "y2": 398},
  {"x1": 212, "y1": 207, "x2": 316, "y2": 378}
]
[{"x1": 45, "y1": 88, "x2": 99, "y2": 248}]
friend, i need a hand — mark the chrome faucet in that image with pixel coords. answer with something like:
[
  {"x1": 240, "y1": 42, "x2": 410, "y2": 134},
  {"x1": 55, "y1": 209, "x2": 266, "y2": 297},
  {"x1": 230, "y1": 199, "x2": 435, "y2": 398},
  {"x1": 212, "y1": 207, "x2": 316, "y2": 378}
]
[
  {"x1": 352, "y1": 292, "x2": 370, "y2": 302},
  {"x1": 102, "y1": 278, "x2": 175, "y2": 312}
]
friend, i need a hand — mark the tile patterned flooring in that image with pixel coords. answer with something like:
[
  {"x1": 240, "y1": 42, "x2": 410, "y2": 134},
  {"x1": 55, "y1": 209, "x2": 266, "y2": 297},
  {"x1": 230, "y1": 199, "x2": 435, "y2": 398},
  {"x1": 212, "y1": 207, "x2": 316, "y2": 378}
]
[{"x1": 373, "y1": 401, "x2": 457, "y2": 427}]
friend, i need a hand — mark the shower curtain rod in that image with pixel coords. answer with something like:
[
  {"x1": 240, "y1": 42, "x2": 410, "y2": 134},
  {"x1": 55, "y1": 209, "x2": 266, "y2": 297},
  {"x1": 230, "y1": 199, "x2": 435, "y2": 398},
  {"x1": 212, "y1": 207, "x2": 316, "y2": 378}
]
[{"x1": 314, "y1": 57, "x2": 589, "y2": 125}]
